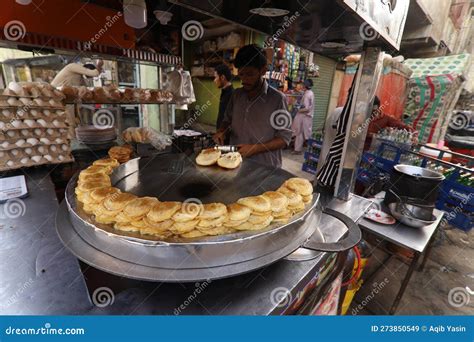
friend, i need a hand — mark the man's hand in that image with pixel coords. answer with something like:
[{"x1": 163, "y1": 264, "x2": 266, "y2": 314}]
[
  {"x1": 237, "y1": 144, "x2": 261, "y2": 158},
  {"x1": 213, "y1": 130, "x2": 226, "y2": 145}
]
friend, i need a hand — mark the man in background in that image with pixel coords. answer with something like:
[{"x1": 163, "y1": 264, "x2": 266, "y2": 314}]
[
  {"x1": 213, "y1": 64, "x2": 234, "y2": 131},
  {"x1": 51, "y1": 59, "x2": 103, "y2": 87}
]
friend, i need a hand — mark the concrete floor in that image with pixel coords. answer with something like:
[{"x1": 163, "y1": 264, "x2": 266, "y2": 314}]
[{"x1": 280, "y1": 150, "x2": 474, "y2": 316}]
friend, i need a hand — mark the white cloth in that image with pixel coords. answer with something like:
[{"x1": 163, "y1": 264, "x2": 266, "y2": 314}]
[
  {"x1": 165, "y1": 69, "x2": 196, "y2": 110},
  {"x1": 51, "y1": 63, "x2": 99, "y2": 87},
  {"x1": 291, "y1": 89, "x2": 314, "y2": 152}
]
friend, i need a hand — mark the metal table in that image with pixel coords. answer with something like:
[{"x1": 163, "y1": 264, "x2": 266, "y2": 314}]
[
  {"x1": 0, "y1": 167, "x2": 372, "y2": 315},
  {"x1": 358, "y1": 196, "x2": 444, "y2": 314}
]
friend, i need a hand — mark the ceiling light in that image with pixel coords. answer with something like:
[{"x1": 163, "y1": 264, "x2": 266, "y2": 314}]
[
  {"x1": 16, "y1": 0, "x2": 32, "y2": 4},
  {"x1": 153, "y1": 10, "x2": 173, "y2": 25},
  {"x1": 249, "y1": 7, "x2": 289, "y2": 17},
  {"x1": 321, "y1": 40, "x2": 348, "y2": 48},
  {"x1": 123, "y1": 0, "x2": 147, "y2": 29}
]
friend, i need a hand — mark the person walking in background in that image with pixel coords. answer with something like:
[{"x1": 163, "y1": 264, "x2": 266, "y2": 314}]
[
  {"x1": 291, "y1": 79, "x2": 314, "y2": 154},
  {"x1": 213, "y1": 64, "x2": 234, "y2": 131}
]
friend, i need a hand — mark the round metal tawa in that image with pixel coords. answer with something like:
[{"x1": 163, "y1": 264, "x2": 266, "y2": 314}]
[
  {"x1": 64, "y1": 154, "x2": 320, "y2": 272},
  {"x1": 57, "y1": 201, "x2": 322, "y2": 282}
]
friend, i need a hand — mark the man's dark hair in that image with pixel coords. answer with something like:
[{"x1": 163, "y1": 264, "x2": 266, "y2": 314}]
[
  {"x1": 234, "y1": 44, "x2": 267, "y2": 69},
  {"x1": 83, "y1": 63, "x2": 96, "y2": 70},
  {"x1": 214, "y1": 64, "x2": 232, "y2": 81},
  {"x1": 373, "y1": 96, "x2": 381, "y2": 107}
]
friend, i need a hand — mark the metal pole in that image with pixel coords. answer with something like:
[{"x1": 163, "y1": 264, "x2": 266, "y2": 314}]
[{"x1": 335, "y1": 47, "x2": 384, "y2": 200}]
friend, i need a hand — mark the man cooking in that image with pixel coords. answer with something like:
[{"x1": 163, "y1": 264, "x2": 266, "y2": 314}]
[{"x1": 213, "y1": 44, "x2": 292, "y2": 168}]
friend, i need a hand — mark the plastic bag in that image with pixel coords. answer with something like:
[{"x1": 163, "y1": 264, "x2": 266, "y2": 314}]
[{"x1": 122, "y1": 127, "x2": 172, "y2": 150}]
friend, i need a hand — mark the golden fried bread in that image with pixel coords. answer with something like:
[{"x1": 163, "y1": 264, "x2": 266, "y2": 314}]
[
  {"x1": 302, "y1": 194, "x2": 313, "y2": 203},
  {"x1": 277, "y1": 186, "x2": 303, "y2": 206},
  {"x1": 250, "y1": 210, "x2": 272, "y2": 216},
  {"x1": 87, "y1": 187, "x2": 121, "y2": 204},
  {"x1": 140, "y1": 226, "x2": 173, "y2": 238},
  {"x1": 80, "y1": 164, "x2": 113, "y2": 175},
  {"x1": 196, "y1": 148, "x2": 221, "y2": 166},
  {"x1": 172, "y1": 203, "x2": 201, "y2": 222},
  {"x1": 170, "y1": 219, "x2": 199, "y2": 233},
  {"x1": 143, "y1": 217, "x2": 174, "y2": 232},
  {"x1": 123, "y1": 196, "x2": 159, "y2": 219},
  {"x1": 217, "y1": 152, "x2": 242, "y2": 169},
  {"x1": 237, "y1": 195, "x2": 271, "y2": 213},
  {"x1": 103, "y1": 192, "x2": 137, "y2": 211},
  {"x1": 234, "y1": 216, "x2": 273, "y2": 231},
  {"x1": 180, "y1": 229, "x2": 208, "y2": 238},
  {"x1": 288, "y1": 201, "x2": 305, "y2": 213},
  {"x1": 272, "y1": 208, "x2": 291, "y2": 218},
  {"x1": 262, "y1": 191, "x2": 288, "y2": 213},
  {"x1": 284, "y1": 177, "x2": 313, "y2": 196},
  {"x1": 93, "y1": 157, "x2": 120, "y2": 168},
  {"x1": 248, "y1": 214, "x2": 273, "y2": 225},
  {"x1": 226, "y1": 203, "x2": 251, "y2": 221},
  {"x1": 76, "y1": 180, "x2": 111, "y2": 193},
  {"x1": 223, "y1": 218, "x2": 249, "y2": 227},
  {"x1": 196, "y1": 225, "x2": 235, "y2": 236},
  {"x1": 198, "y1": 203, "x2": 227, "y2": 220},
  {"x1": 197, "y1": 215, "x2": 227, "y2": 228},
  {"x1": 78, "y1": 172, "x2": 110, "y2": 184},
  {"x1": 114, "y1": 222, "x2": 140, "y2": 232},
  {"x1": 94, "y1": 214, "x2": 117, "y2": 224},
  {"x1": 147, "y1": 201, "x2": 181, "y2": 222},
  {"x1": 93, "y1": 202, "x2": 123, "y2": 217}
]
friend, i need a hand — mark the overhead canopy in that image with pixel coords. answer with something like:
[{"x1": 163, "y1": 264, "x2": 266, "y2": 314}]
[{"x1": 171, "y1": 0, "x2": 410, "y2": 58}]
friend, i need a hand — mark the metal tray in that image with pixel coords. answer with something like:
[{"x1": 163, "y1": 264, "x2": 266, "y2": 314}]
[{"x1": 64, "y1": 154, "x2": 321, "y2": 270}]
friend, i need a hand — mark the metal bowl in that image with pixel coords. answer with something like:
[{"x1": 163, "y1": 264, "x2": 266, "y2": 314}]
[
  {"x1": 394, "y1": 164, "x2": 445, "y2": 180},
  {"x1": 388, "y1": 202, "x2": 437, "y2": 228}
]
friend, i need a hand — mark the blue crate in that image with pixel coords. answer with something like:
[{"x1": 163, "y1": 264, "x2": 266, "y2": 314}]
[
  {"x1": 304, "y1": 151, "x2": 319, "y2": 163},
  {"x1": 302, "y1": 163, "x2": 317, "y2": 175},
  {"x1": 436, "y1": 201, "x2": 473, "y2": 231},
  {"x1": 307, "y1": 139, "x2": 322, "y2": 149}
]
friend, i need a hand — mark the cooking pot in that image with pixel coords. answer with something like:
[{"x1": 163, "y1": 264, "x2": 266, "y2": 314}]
[{"x1": 384, "y1": 164, "x2": 445, "y2": 206}]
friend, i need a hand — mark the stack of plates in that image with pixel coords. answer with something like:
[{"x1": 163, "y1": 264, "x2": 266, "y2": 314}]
[{"x1": 75, "y1": 125, "x2": 117, "y2": 144}]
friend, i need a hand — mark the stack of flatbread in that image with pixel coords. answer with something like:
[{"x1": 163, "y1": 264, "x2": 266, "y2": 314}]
[
  {"x1": 235, "y1": 195, "x2": 273, "y2": 231},
  {"x1": 108, "y1": 145, "x2": 133, "y2": 163},
  {"x1": 168, "y1": 201, "x2": 202, "y2": 237},
  {"x1": 196, "y1": 148, "x2": 242, "y2": 169},
  {"x1": 194, "y1": 203, "x2": 232, "y2": 236},
  {"x1": 75, "y1": 159, "x2": 314, "y2": 239}
]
